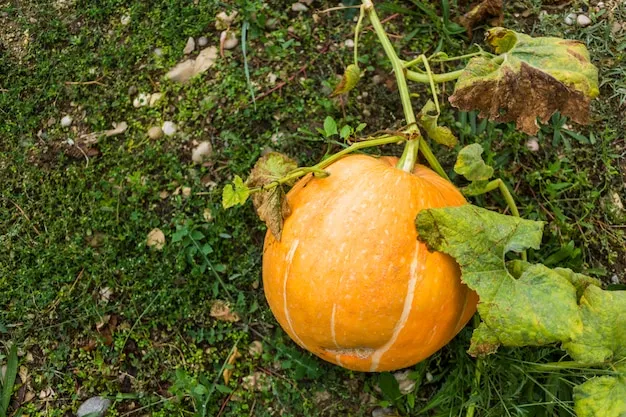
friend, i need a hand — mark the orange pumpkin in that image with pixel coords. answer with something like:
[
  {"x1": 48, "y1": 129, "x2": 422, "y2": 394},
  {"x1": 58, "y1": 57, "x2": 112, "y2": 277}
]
[{"x1": 262, "y1": 154, "x2": 478, "y2": 372}]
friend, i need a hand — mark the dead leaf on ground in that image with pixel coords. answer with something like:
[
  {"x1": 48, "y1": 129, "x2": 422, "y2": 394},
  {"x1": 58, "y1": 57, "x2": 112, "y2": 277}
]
[
  {"x1": 459, "y1": 0, "x2": 503, "y2": 37},
  {"x1": 248, "y1": 340, "x2": 263, "y2": 357},
  {"x1": 166, "y1": 46, "x2": 218, "y2": 83},
  {"x1": 147, "y1": 228, "x2": 166, "y2": 250},
  {"x1": 210, "y1": 300, "x2": 240, "y2": 322},
  {"x1": 222, "y1": 347, "x2": 242, "y2": 384},
  {"x1": 80, "y1": 121, "x2": 128, "y2": 145}
]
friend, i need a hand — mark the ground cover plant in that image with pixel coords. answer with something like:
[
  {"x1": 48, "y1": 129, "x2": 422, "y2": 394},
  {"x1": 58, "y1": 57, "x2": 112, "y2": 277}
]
[{"x1": 1, "y1": 0, "x2": 625, "y2": 416}]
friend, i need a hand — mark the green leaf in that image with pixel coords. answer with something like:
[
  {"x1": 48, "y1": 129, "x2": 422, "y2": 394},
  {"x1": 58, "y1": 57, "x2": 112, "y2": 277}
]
[
  {"x1": 562, "y1": 286, "x2": 626, "y2": 364},
  {"x1": 454, "y1": 144, "x2": 494, "y2": 181},
  {"x1": 417, "y1": 100, "x2": 457, "y2": 147},
  {"x1": 460, "y1": 180, "x2": 492, "y2": 197},
  {"x1": 1, "y1": 344, "x2": 18, "y2": 417},
  {"x1": 323, "y1": 116, "x2": 338, "y2": 137},
  {"x1": 330, "y1": 64, "x2": 360, "y2": 97},
  {"x1": 573, "y1": 372, "x2": 626, "y2": 417},
  {"x1": 378, "y1": 372, "x2": 402, "y2": 403},
  {"x1": 450, "y1": 28, "x2": 599, "y2": 135},
  {"x1": 222, "y1": 175, "x2": 250, "y2": 208},
  {"x1": 246, "y1": 152, "x2": 298, "y2": 241},
  {"x1": 339, "y1": 125, "x2": 352, "y2": 140},
  {"x1": 416, "y1": 205, "x2": 584, "y2": 356}
]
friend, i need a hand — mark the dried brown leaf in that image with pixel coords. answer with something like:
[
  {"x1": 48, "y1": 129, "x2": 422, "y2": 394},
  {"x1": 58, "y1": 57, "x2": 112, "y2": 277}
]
[
  {"x1": 459, "y1": 0, "x2": 503, "y2": 37},
  {"x1": 210, "y1": 300, "x2": 240, "y2": 322}
]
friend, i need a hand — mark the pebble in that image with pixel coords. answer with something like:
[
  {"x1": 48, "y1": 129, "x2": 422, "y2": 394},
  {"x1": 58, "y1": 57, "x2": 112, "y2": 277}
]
[
  {"x1": 291, "y1": 2, "x2": 308, "y2": 12},
  {"x1": 344, "y1": 39, "x2": 355, "y2": 48},
  {"x1": 162, "y1": 121, "x2": 177, "y2": 136},
  {"x1": 133, "y1": 93, "x2": 150, "y2": 108},
  {"x1": 147, "y1": 126, "x2": 163, "y2": 140},
  {"x1": 222, "y1": 31, "x2": 238, "y2": 50},
  {"x1": 564, "y1": 13, "x2": 577, "y2": 26},
  {"x1": 77, "y1": 396, "x2": 111, "y2": 417},
  {"x1": 120, "y1": 14, "x2": 131, "y2": 26},
  {"x1": 610, "y1": 275, "x2": 620, "y2": 285},
  {"x1": 372, "y1": 407, "x2": 396, "y2": 417},
  {"x1": 525, "y1": 137, "x2": 539, "y2": 152},
  {"x1": 149, "y1": 93, "x2": 162, "y2": 107},
  {"x1": 576, "y1": 14, "x2": 591, "y2": 27},
  {"x1": 183, "y1": 37, "x2": 195, "y2": 54},
  {"x1": 127, "y1": 85, "x2": 137, "y2": 96},
  {"x1": 372, "y1": 74, "x2": 383, "y2": 85},
  {"x1": 153, "y1": 47, "x2": 163, "y2": 57},
  {"x1": 197, "y1": 36, "x2": 208, "y2": 47},
  {"x1": 60, "y1": 115, "x2": 72, "y2": 127},
  {"x1": 191, "y1": 141, "x2": 213, "y2": 163}
]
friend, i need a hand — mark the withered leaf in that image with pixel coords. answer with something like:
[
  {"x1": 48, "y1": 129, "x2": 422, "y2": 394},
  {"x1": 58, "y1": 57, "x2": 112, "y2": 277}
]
[
  {"x1": 210, "y1": 300, "x2": 240, "y2": 322},
  {"x1": 458, "y1": 0, "x2": 503, "y2": 37},
  {"x1": 450, "y1": 28, "x2": 599, "y2": 135},
  {"x1": 222, "y1": 346, "x2": 242, "y2": 385},
  {"x1": 252, "y1": 186, "x2": 291, "y2": 241},
  {"x1": 247, "y1": 152, "x2": 298, "y2": 240},
  {"x1": 331, "y1": 64, "x2": 361, "y2": 97},
  {"x1": 417, "y1": 100, "x2": 458, "y2": 147}
]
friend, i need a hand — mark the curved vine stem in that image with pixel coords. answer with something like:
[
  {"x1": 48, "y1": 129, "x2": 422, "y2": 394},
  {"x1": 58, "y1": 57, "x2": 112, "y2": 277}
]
[
  {"x1": 354, "y1": 6, "x2": 365, "y2": 68},
  {"x1": 362, "y1": 1, "x2": 420, "y2": 172},
  {"x1": 420, "y1": 55, "x2": 440, "y2": 114},
  {"x1": 249, "y1": 134, "x2": 406, "y2": 194}
]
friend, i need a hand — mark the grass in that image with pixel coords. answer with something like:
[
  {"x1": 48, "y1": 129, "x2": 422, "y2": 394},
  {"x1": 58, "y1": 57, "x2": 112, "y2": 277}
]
[{"x1": 1, "y1": 0, "x2": 624, "y2": 416}]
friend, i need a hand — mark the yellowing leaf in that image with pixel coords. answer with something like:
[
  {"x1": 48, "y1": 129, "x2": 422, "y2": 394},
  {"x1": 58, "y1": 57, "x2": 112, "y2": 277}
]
[
  {"x1": 562, "y1": 286, "x2": 626, "y2": 364},
  {"x1": 247, "y1": 153, "x2": 298, "y2": 241},
  {"x1": 416, "y1": 205, "x2": 584, "y2": 356},
  {"x1": 222, "y1": 175, "x2": 250, "y2": 208},
  {"x1": 450, "y1": 28, "x2": 599, "y2": 135},
  {"x1": 454, "y1": 143, "x2": 494, "y2": 181},
  {"x1": 417, "y1": 100, "x2": 457, "y2": 147},
  {"x1": 573, "y1": 372, "x2": 626, "y2": 417},
  {"x1": 222, "y1": 347, "x2": 242, "y2": 385},
  {"x1": 331, "y1": 64, "x2": 360, "y2": 97}
]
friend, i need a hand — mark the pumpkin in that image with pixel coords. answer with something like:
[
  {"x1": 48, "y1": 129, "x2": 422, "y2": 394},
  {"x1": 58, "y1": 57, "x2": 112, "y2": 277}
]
[{"x1": 262, "y1": 154, "x2": 478, "y2": 372}]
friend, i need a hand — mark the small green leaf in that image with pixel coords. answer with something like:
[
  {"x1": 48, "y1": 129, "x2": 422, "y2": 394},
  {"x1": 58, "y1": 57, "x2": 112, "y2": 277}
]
[
  {"x1": 562, "y1": 286, "x2": 626, "y2": 364},
  {"x1": 416, "y1": 205, "x2": 584, "y2": 356},
  {"x1": 573, "y1": 372, "x2": 626, "y2": 417},
  {"x1": 339, "y1": 125, "x2": 352, "y2": 139},
  {"x1": 331, "y1": 64, "x2": 360, "y2": 97},
  {"x1": 378, "y1": 372, "x2": 402, "y2": 402},
  {"x1": 454, "y1": 144, "x2": 494, "y2": 181},
  {"x1": 222, "y1": 175, "x2": 250, "y2": 208},
  {"x1": 460, "y1": 180, "x2": 492, "y2": 197},
  {"x1": 355, "y1": 123, "x2": 367, "y2": 132},
  {"x1": 1, "y1": 344, "x2": 18, "y2": 417},
  {"x1": 450, "y1": 28, "x2": 599, "y2": 135},
  {"x1": 417, "y1": 100, "x2": 457, "y2": 147},
  {"x1": 323, "y1": 116, "x2": 338, "y2": 137}
]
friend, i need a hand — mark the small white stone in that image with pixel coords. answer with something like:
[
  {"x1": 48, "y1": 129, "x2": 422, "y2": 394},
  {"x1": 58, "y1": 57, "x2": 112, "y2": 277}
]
[
  {"x1": 153, "y1": 47, "x2": 163, "y2": 57},
  {"x1": 222, "y1": 31, "x2": 238, "y2": 50},
  {"x1": 576, "y1": 14, "x2": 592, "y2": 27},
  {"x1": 162, "y1": 121, "x2": 177, "y2": 136},
  {"x1": 564, "y1": 13, "x2": 577, "y2": 26},
  {"x1": 197, "y1": 36, "x2": 208, "y2": 47},
  {"x1": 183, "y1": 37, "x2": 195, "y2": 54},
  {"x1": 610, "y1": 275, "x2": 620, "y2": 285},
  {"x1": 147, "y1": 126, "x2": 163, "y2": 140},
  {"x1": 291, "y1": 2, "x2": 308, "y2": 12},
  {"x1": 266, "y1": 72, "x2": 278, "y2": 85},
  {"x1": 344, "y1": 39, "x2": 355, "y2": 48},
  {"x1": 120, "y1": 14, "x2": 131, "y2": 25},
  {"x1": 526, "y1": 137, "x2": 540, "y2": 152},
  {"x1": 149, "y1": 93, "x2": 162, "y2": 107},
  {"x1": 191, "y1": 141, "x2": 213, "y2": 163},
  {"x1": 133, "y1": 93, "x2": 150, "y2": 108},
  {"x1": 60, "y1": 115, "x2": 72, "y2": 127},
  {"x1": 597, "y1": 2, "x2": 605, "y2": 9}
]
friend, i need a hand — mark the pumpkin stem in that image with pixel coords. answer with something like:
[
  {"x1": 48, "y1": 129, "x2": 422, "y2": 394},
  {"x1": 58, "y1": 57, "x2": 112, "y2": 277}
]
[{"x1": 362, "y1": 2, "x2": 420, "y2": 172}]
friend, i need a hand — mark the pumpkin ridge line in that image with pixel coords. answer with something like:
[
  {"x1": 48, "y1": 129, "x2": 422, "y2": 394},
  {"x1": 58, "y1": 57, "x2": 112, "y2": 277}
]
[
  {"x1": 369, "y1": 244, "x2": 422, "y2": 371},
  {"x1": 283, "y1": 239, "x2": 306, "y2": 349}
]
